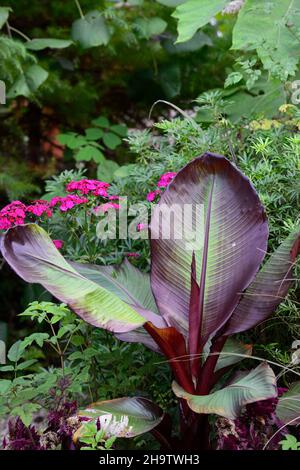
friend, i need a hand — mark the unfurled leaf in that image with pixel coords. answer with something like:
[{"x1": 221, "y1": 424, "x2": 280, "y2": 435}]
[
  {"x1": 224, "y1": 229, "x2": 300, "y2": 335},
  {"x1": 276, "y1": 383, "x2": 300, "y2": 425},
  {"x1": 71, "y1": 11, "x2": 110, "y2": 48},
  {"x1": 25, "y1": 38, "x2": 73, "y2": 50},
  {"x1": 172, "y1": 363, "x2": 276, "y2": 419},
  {"x1": 75, "y1": 397, "x2": 164, "y2": 439},
  {"x1": 150, "y1": 153, "x2": 268, "y2": 349},
  {"x1": 0, "y1": 224, "x2": 146, "y2": 333},
  {"x1": 173, "y1": 0, "x2": 229, "y2": 43},
  {"x1": 163, "y1": 31, "x2": 212, "y2": 54}
]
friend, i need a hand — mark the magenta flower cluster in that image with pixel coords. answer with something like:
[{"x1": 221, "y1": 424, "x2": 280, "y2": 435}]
[
  {"x1": 146, "y1": 172, "x2": 177, "y2": 202},
  {"x1": 0, "y1": 179, "x2": 117, "y2": 232}
]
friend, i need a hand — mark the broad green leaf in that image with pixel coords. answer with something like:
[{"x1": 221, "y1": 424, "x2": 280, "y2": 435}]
[
  {"x1": 224, "y1": 229, "x2": 300, "y2": 335},
  {"x1": 25, "y1": 38, "x2": 73, "y2": 51},
  {"x1": 0, "y1": 380, "x2": 11, "y2": 394},
  {"x1": 92, "y1": 116, "x2": 110, "y2": 128},
  {"x1": 134, "y1": 17, "x2": 167, "y2": 39},
  {"x1": 76, "y1": 397, "x2": 164, "y2": 438},
  {"x1": 222, "y1": 80, "x2": 286, "y2": 122},
  {"x1": 0, "y1": 224, "x2": 146, "y2": 333},
  {"x1": 0, "y1": 7, "x2": 11, "y2": 29},
  {"x1": 276, "y1": 383, "x2": 300, "y2": 425},
  {"x1": 70, "y1": 259, "x2": 159, "y2": 314},
  {"x1": 158, "y1": 63, "x2": 181, "y2": 98},
  {"x1": 157, "y1": 0, "x2": 186, "y2": 6},
  {"x1": 215, "y1": 338, "x2": 252, "y2": 372},
  {"x1": 7, "y1": 340, "x2": 24, "y2": 362},
  {"x1": 232, "y1": 0, "x2": 300, "y2": 79},
  {"x1": 97, "y1": 159, "x2": 119, "y2": 183},
  {"x1": 57, "y1": 133, "x2": 86, "y2": 149},
  {"x1": 76, "y1": 145, "x2": 104, "y2": 163},
  {"x1": 71, "y1": 11, "x2": 110, "y2": 49},
  {"x1": 7, "y1": 65, "x2": 48, "y2": 99},
  {"x1": 150, "y1": 154, "x2": 268, "y2": 345},
  {"x1": 163, "y1": 31, "x2": 212, "y2": 54},
  {"x1": 103, "y1": 132, "x2": 122, "y2": 150},
  {"x1": 173, "y1": 0, "x2": 229, "y2": 43},
  {"x1": 85, "y1": 127, "x2": 104, "y2": 140},
  {"x1": 16, "y1": 359, "x2": 38, "y2": 370},
  {"x1": 114, "y1": 164, "x2": 135, "y2": 178},
  {"x1": 11, "y1": 403, "x2": 41, "y2": 427},
  {"x1": 110, "y1": 124, "x2": 128, "y2": 137},
  {"x1": 173, "y1": 363, "x2": 276, "y2": 419}
]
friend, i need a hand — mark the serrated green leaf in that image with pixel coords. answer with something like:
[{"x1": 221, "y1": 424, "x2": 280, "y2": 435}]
[{"x1": 173, "y1": 0, "x2": 229, "y2": 43}]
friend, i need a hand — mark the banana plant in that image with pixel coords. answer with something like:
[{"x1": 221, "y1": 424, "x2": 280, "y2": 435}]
[{"x1": 1, "y1": 153, "x2": 299, "y2": 449}]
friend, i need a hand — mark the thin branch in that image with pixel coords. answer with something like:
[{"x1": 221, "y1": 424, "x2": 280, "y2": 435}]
[{"x1": 74, "y1": 0, "x2": 85, "y2": 19}]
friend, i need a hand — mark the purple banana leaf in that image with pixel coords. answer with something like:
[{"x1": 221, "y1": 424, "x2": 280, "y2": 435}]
[
  {"x1": 150, "y1": 153, "x2": 269, "y2": 353},
  {"x1": 222, "y1": 229, "x2": 300, "y2": 335}
]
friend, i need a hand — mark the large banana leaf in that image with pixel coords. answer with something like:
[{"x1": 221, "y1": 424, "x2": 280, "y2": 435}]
[
  {"x1": 70, "y1": 259, "x2": 159, "y2": 314},
  {"x1": 150, "y1": 153, "x2": 268, "y2": 349},
  {"x1": 276, "y1": 382, "x2": 300, "y2": 425},
  {"x1": 71, "y1": 260, "x2": 166, "y2": 351},
  {"x1": 172, "y1": 363, "x2": 276, "y2": 419},
  {"x1": 223, "y1": 230, "x2": 300, "y2": 335},
  {"x1": 0, "y1": 224, "x2": 145, "y2": 333},
  {"x1": 74, "y1": 397, "x2": 164, "y2": 439}
]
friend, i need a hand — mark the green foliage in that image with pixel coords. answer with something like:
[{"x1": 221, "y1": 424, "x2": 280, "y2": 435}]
[
  {"x1": 57, "y1": 117, "x2": 127, "y2": 180},
  {"x1": 78, "y1": 421, "x2": 116, "y2": 450},
  {"x1": 280, "y1": 435, "x2": 300, "y2": 451}
]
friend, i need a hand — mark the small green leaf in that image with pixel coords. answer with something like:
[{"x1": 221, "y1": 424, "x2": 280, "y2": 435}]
[
  {"x1": 16, "y1": 359, "x2": 38, "y2": 370},
  {"x1": 7, "y1": 341, "x2": 24, "y2": 363},
  {"x1": 97, "y1": 159, "x2": 119, "y2": 183},
  {"x1": 224, "y1": 72, "x2": 243, "y2": 88},
  {"x1": 110, "y1": 124, "x2": 128, "y2": 137},
  {"x1": 0, "y1": 7, "x2": 11, "y2": 29},
  {"x1": 0, "y1": 365, "x2": 14, "y2": 372},
  {"x1": 103, "y1": 132, "x2": 122, "y2": 150},
  {"x1": 26, "y1": 38, "x2": 73, "y2": 51},
  {"x1": 114, "y1": 164, "x2": 135, "y2": 178},
  {"x1": 280, "y1": 434, "x2": 300, "y2": 451},
  {"x1": 92, "y1": 116, "x2": 110, "y2": 128},
  {"x1": 134, "y1": 17, "x2": 167, "y2": 39},
  {"x1": 76, "y1": 145, "x2": 105, "y2": 163},
  {"x1": 0, "y1": 380, "x2": 11, "y2": 393},
  {"x1": 72, "y1": 11, "x2": 110, "y2": 49},
  {"x1": 85, "y1": 128, "x2": 104, "y2": 140},
  {"x1": 57, "y1": 133, "x2": 87, "y2": 149},
  {"x1": 11, "y1": 403, "x2": 41, "y2": 427},
  {"x1": 7, "y1": 65, "x2": 48, "y2": 99},
  {"x1": 173, "y1": 0, "x2": 229, "y2": 43}
]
